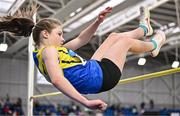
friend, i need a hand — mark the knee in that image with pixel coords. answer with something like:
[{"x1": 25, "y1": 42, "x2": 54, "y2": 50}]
[
  {"x1": 107, "y1": 32, "x2": 120, "y2": 42},
  {"x1": 107, "y1": 32, "x2": 134, "y2": 44},
  {"x1": 118, "y1": 37, "x2": 134, "y2": 46},
  {"x1": 108, "y1": 32, "x2": 119, "y2": 38},
  {"x1": 108, "y1": 32, "x2": 128, "y2": 40}
]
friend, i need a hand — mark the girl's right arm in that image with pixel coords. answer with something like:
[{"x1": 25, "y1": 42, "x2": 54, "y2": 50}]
[{"x1": 42, "y1": 47, "x2": 107, "y2": 111}]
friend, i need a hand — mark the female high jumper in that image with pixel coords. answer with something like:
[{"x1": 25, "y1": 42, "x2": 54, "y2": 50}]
[{"x1": 0, "y1": 6, "x2": 166, "y2": 111}]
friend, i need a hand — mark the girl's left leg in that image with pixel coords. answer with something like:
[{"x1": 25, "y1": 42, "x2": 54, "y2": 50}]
[{"x1": 92, "y1": 31, "x2": 166, "y2": 71}]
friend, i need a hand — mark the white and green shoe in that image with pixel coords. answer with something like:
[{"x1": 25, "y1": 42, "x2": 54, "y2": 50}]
[
  {"x1": 139, "y1": 7, "x2": 153, "y2": 36},
  {"x1": 151, "y1": 30, "x2": 166, "y2": 57}
]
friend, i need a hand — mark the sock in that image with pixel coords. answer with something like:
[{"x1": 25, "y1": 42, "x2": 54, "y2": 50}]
[
  {"x1": 139, "y1": 24, "x2": 148, "y2": 36},
  {"x1": 150, "y1": 38, "x2": 157, "y2": 51}
]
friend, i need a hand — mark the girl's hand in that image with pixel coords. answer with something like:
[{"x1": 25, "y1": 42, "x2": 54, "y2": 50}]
[
  {"x1": 98, "y1": 7, "x2": 112, "y2": 23},
  {"x1": 84, "y1": 99, "x2": 107, "y2": 111}
]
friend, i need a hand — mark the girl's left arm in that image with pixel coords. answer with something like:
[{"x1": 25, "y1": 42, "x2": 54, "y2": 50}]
[{"x1": 64, "y1": 7, "x2": 112, "y2": 51}]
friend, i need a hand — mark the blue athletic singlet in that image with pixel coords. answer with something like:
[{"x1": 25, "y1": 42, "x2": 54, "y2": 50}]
[{"x1": 33, "y1": 46, "x2": 103, "y2": 94}]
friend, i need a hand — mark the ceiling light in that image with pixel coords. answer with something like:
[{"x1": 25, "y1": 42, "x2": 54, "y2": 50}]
[
  {"x1": 138, "y1": 57, "x2": 146, "y2": 66},
  {"x1": 76, "y1": 7, "x2": 82, "y2": 13},
  {"x1": 172, "y1": 27, "x2": 180, "y2": 33},
  {"x1": 168, "y1": 22, "x2": 176, "y2": 27},
  {"x1": 70, "y1": 12, "x2": 76, "y2": 17},
  {"x1": 172, "y1": 61, "x2": 179, "y2": 68},
  {"x1": 0, "y1": 43, "x2": 8, "y2": 52}
]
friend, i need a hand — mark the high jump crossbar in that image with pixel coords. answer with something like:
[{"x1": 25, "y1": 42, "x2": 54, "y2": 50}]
[{"x1": 30, "y1": 67, "x2": 180, "y2": 99}]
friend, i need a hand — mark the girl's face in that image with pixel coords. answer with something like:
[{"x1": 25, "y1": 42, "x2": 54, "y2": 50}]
[{"x1": 47, "y1": 25, "x2": 65, "y2": 46}]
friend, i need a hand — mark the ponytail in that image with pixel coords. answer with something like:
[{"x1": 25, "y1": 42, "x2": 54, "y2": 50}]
[{"x1": 0, "y1": 2, "x2": 38, "y2": 37}]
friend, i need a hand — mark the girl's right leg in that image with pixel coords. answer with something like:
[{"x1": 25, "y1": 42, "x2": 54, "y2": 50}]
[{"x1": 97, "y1": 30, "x2": 166, "y2": 72}]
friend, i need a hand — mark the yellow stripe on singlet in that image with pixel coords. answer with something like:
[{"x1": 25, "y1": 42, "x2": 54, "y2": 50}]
[{"x1": 33, "y1": 46, "x2": 85, "y2": 77}]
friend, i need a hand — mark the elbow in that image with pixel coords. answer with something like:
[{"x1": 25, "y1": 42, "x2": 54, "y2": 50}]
[{"x1": 50, "y1": 77, "x2": 61, "y2": 85}]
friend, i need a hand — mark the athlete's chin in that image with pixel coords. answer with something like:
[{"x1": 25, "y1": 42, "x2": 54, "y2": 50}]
[
  {"x1": 60, "y1": 41, "x2": 64, "y2": 45},
  {"x1": 59, "y1": 43, "x2": 64, "y2": 46}
]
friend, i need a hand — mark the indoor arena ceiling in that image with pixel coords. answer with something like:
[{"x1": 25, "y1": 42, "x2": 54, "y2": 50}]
[{"x1": 0, "y1": 0, "x2": 180, "y2": 66}]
